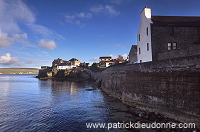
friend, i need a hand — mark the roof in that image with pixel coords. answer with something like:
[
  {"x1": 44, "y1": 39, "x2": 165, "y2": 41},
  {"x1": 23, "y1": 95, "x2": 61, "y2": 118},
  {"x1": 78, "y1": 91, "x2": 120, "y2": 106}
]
[
  {"x1": 69, "y1": 58, "x2": 79, "y2": 61},
  {"x1": 100, "y1": 61, "x2": 115, "y2": 63},
  {"x1": 99, "y1": 56, "x2": 112, "y2": 59},
  {"x1": 151, "y1": 16, "x2": 200, "y2": 27},
  {"x1": 100, "y1": 59, "x2": 125, "y2": 63},
  {"x1": 58, "y1": 62, "x2": 72, "y2": 66},
  {"x1": 130, "y1": 45, "x2": 137, "y2": 50}
]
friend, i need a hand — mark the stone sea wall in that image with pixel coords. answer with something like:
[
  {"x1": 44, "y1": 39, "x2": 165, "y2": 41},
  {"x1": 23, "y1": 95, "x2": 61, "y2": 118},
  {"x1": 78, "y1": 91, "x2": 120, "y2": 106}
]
[{"x1": 92, "y1": 55, "x2": 200, "y2": 125}]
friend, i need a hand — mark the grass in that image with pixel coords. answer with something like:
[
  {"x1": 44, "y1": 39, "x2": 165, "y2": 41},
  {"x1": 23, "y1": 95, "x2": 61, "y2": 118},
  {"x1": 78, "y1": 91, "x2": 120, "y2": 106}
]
[{"x1": 0, "y1": 68, "x2": 39, "y2": 74}]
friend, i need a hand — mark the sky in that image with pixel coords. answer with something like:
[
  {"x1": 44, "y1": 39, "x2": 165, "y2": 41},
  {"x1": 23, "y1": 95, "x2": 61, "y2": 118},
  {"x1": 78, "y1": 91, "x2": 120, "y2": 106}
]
[{"x1": 1, "y1": 0, "x2": 200, "y2": 68}]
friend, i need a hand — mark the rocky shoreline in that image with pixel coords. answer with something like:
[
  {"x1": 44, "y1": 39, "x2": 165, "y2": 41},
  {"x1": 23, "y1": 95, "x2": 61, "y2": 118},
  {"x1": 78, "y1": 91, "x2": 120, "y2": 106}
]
[{"x1": 37, "y1": 58, "x2": 200, "y2": 130}]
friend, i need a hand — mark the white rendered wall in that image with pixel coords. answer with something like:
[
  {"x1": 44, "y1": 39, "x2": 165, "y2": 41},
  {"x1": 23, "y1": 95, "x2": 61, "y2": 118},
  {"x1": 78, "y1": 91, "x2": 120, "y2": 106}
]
[
  {"x1": 137, "y1": 7, "x2": 153, "y2": 63},
  {"x1": 56, "y1": 65, "x2": 76, "y2": 69}
]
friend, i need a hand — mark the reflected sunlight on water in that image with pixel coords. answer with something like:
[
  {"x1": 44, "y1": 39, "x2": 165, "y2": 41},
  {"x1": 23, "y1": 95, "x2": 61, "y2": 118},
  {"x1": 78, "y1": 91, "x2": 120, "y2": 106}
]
[{"x1": 0, "y1": 75, "x2": 153, "y2": 132}]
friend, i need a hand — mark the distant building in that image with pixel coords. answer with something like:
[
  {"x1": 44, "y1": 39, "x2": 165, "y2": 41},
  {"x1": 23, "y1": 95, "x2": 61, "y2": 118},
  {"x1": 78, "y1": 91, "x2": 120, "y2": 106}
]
[
  {"x1": 99, "y1": 56, "x2": 112, "y2": 62},
  {"x1": 51, "y1": 58, "x2": 81, "y2": 69},
  {"x1": 137, "y1": 6, "x2": 200, "y2": 63},
  {"x1": 69, "y1": 58, "x2": 80, "y2": 66},
  {"x1": 80, "y1": 62, "x2": 90, "y2": 67},
  {"x1": 128, "y1": 45, "x2": 137, "y2": 64},
  {"x1": 99, "y1": 61, "x2": 114, "y2": 67},
  {"x1": 53, "y1": 62, "x2": 76, "y2": 70},
  {"x1": 52, "y1": 58, "x2": 68, "y2": 66},
  {"x1": 41, "y1": 66, "x2": 52, "y2": 70},
  {"x1": 99, "y1": 56, "x2": 126, "y2": 67}
]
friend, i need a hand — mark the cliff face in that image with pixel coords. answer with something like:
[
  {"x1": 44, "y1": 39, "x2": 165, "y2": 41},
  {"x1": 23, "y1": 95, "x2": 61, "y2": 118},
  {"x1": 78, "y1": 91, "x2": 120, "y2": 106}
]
[
  {"x1": 38, "y1": 67, "x2": 91, "y2": 81},
  {"x1": 92, "y1": 56, "x2": 200, "y2": 125}
]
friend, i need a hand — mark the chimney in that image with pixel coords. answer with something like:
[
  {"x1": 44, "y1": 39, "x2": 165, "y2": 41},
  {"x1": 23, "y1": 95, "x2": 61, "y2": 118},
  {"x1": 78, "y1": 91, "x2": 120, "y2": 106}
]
[{"x1": 141, "y1": 6, "x2": 151, "y2": 19}]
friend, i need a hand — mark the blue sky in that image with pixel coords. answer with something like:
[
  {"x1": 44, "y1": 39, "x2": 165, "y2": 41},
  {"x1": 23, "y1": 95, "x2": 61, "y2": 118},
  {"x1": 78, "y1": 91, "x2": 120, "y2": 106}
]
[{"x1": 0, "y1": 0, "x2": 200, "y2": 68}]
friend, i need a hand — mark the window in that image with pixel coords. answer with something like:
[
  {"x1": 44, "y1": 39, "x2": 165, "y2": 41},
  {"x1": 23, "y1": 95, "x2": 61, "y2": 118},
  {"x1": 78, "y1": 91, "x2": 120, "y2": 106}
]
[
  {"x1": 168, "y1": 43, "x2": 172, "y2": 50},
  {"x1": 172, "y1": 42, "x2": 177, "y2": 50},
  {"x1": 146, "y1": 27, "x2": 148, "y2": 36},
  {"x1": 139, "y1": 34, "x2": 140, "y2": 41},
  {"x1": 139, "y1": 48, "x2": 141, "y2": 54},
  {"x1": 147, "y1": 43, "x2": 149, "y2": 51},
  {"x1": 168, "y1": 42, "x2": 177, "y2": 50}
]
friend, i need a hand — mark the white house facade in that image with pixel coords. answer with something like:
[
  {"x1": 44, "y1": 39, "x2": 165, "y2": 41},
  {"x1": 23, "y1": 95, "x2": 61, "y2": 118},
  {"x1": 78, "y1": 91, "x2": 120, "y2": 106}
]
[
  {"x1": 137, "y1": 7, "x2": 153, "y2": 63},
  {"x1": 53, "y1": 64, "x2": 76, "y2": 70}
]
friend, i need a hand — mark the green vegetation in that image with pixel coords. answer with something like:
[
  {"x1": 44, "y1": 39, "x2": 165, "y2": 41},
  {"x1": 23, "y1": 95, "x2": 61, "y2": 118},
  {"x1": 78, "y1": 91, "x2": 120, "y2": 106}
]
[{"x1": 0, "y1": 68, "x2": 39, "y2": 74}]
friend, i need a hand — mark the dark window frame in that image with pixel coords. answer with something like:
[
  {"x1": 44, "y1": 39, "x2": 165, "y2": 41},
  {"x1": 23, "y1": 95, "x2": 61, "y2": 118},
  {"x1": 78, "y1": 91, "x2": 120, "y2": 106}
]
[
  {"x1": 147, "y1": 43, "x2": 149, "y2": 51},
  {"x1": 172, "y1": 42, "x2": 177, "y2": 50},
  {"x1": 139, "y1": 47, "x2": 141, "y2": 54},
  {"x1": 168, "y1": 42, "x2": 177, "y2": 50},
  {"x1": 139, "y1": 34, "x2": 140, "y2": 41},
  {"x1": 146, "y1": 27, "x2": 148, "y2": 36}
]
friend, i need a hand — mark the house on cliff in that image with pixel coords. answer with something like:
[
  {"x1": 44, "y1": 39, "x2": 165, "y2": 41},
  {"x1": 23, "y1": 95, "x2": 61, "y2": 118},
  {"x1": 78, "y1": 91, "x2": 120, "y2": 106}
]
[
  {"x1": 99, "y1": 56, "x2": 126, "y2": 67},
  {"x1": 99, "y1": 56, "x2": 113, "y2": 67},
  {"x1": 53, "y1": 62, "x2": 76, "y2": 70},
  {"x1": 52, "y1": 58, "x2": 80, "y2": 69},
  {"x1": 137, "y1": 6, "x2": 200, "y2": 63},
  {"x1": 69, "y1": 58, "x2": 81, "y2": 67},
  {"x1": 52, "y1": 58, "x2": 69, "y2": 66}
]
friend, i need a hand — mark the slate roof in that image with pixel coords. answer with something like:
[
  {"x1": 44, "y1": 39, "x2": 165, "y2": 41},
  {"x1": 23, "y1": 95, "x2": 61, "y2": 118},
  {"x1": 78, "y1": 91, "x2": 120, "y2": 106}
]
[
  {"x1": 58, "y1": 62, "x2": 72, "y2": 66},
  {"x1": 69, "y1": 58, "x2": 79, "y2": 61},
  {"x1": 151, "y1": 16, "x2": 200, "y2": 26},
  {"x1": 99, "y1": 56, "x2": 112, "y2": 59}
]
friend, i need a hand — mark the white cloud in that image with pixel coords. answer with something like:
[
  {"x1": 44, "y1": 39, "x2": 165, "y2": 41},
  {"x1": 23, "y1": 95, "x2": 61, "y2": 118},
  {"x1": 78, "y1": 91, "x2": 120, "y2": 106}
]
[
  {"x1": 39, "y1": 39, "x2": 56, "y2": 50},
  {"x1": 27, "y1": 23, "x2": 64, "y2": 40},
  {"x1": 121, "y1": 54, "x2": 128, "y2": 59},
  {"x1": 105, "y1": 5, "x2": 120, "y2": 16},
  {"x1": 90, "y1": 5, "x2": 104, "y2": 13},
  {"x1": 12, "y1": 33, "x2": 28, "y2": 39},
  {"x1": 0, "y1": 32, "x2": 13, "y2": 47},
  {"x1": 65, "y1": 12, "x2": 93, "y2": 27},
  {"x1": 90, "y1": 57, "x2": 99, "y2": 62},
  {"x1": 90, "y1": 4, "x2": 119, "y2": 16},
  {"x1": 65, "y1": 15, "x2": 84, "y2": 27},
  {"x1": 0, "y1": 0, "x2": 35, "y2": 33},
  {"x1": 109, "y1": 54, "x2": 117, "y2": 59},
  {"x1": 0, "y1": 53, "x2": 18, "y2": 65},
  {"x1": 0, "y1": 31, "x2": 27, "y2": 47},
  {"x1": 77, "y1": 12, "x2": 93, "y2": 19},
  {"x1": 0, "y1": 0, "x2": 64, "y2": 40},
  {"x1": 64, "y1": 4, "x2": 119, "y2": 27}
]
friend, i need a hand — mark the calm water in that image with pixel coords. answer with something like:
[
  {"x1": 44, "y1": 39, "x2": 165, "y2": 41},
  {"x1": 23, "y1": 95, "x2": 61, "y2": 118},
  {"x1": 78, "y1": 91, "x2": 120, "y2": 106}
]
[{"x1": 0, "y1": 75, "x2": 146, "y2": 132}]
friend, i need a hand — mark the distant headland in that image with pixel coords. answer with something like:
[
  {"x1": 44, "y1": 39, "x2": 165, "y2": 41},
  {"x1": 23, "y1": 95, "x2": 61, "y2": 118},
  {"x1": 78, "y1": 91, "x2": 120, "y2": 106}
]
[{"x1": 0, "y1": 68, "x2": 39, "y2": 75}]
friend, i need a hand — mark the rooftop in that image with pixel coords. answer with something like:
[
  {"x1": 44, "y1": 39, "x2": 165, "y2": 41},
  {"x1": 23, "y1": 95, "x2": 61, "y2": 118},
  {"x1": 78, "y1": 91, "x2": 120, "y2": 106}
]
[
  {"x1": 69, "y1": 58, "x2": 79, "y2": 61},
  {"x1": 151, "y1": 16, "x2": 200, "y2": 26},
  {"x1": 58, "y1": 62, "x2": 72, "y2": 66},
  {"x1": 99, "y1": 56, "x2": 112, "y2": 59}
]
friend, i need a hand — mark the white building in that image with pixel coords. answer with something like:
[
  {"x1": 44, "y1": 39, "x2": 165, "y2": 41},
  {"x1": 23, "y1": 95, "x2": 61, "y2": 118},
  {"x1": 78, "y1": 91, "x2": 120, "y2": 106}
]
[
  {"x1": 136, "y1": 7, "x2": 200, "y2": 63},
  {"x1": 53, "y1": 63, "x2": 76, "y2": 70},
  {"x1": 137, "y1": 6, "x2": 153, "y2": 63}
]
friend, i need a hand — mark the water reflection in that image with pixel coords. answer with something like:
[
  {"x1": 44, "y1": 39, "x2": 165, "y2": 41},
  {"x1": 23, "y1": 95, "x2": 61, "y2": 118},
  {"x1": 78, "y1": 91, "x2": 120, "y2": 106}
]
[
  {"x1": 0, "y1": 75, "x2": 154, "y2": 132},
  {"x1": 0, "y1": 75, "x2": 12, "y2": 97},
  {"x1": 37, "y1": 79, "x2": 111, "y2": 131},
  {"x1": 39, "y1": 79, "x2": 79, "y2": 95}
]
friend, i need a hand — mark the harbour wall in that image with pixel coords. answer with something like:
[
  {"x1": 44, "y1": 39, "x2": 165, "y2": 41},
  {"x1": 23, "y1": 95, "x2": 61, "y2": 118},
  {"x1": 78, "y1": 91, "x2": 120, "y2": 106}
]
[{"x1": 92, "y1": 55, "x2": 200, "y2": 125}]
